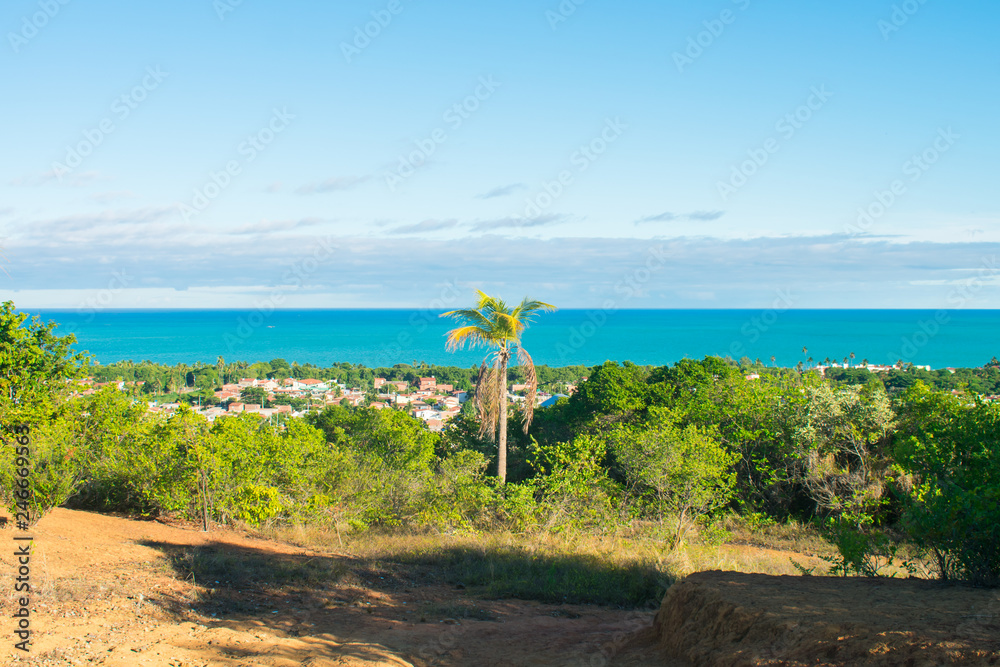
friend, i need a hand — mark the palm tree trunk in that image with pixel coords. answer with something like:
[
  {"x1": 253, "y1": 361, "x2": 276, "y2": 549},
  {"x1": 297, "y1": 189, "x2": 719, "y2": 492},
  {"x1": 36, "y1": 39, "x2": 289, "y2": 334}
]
[{"x1": 497, "y1": 348, "x2": 509, "y2": 484}]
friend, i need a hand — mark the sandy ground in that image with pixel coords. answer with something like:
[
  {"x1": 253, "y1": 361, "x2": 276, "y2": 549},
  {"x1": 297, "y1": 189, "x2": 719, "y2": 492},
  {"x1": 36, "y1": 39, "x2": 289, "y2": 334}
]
[{"x1": 0, "y1": 509, "x2": 682, "y2": 666}]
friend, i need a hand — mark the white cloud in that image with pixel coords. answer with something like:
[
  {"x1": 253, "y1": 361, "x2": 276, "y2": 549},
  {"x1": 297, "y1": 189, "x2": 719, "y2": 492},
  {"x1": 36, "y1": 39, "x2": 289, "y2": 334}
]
[
  {"x1": 295, "y1": 176, "x2": 370, "y2": 194},
  {"x1": 476, "y1": 183, "x2": 527, "y2": 199},
  {"x1": 4, "y1": 232, "x2": 1000, "y2": 308}
]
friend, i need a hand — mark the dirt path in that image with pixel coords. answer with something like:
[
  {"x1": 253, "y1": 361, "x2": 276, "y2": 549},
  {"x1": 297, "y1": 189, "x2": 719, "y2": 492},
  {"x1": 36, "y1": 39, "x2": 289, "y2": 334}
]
[{"x1": 1, "y1": 509, "x2": 683, "y2": 666}]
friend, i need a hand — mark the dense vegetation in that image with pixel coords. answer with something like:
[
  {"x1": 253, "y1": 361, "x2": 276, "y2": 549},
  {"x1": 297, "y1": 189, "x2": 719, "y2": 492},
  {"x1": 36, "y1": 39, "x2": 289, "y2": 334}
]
[{"x1": 2, "y1": 302, "x2": 998, "y2": 588}]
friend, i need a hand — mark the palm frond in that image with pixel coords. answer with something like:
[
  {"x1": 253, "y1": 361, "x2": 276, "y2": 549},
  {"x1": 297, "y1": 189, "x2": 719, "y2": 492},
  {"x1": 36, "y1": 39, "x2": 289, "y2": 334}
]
[
  {"x1": 516, "y1": 346, "x2": 539, "y2": 432},
  {"x1": 512, "y1": 297, "x2": 557, "y2": 321},
  {"x1": 444, "y1": 325, "x2": 493, "y2": 351},
  {"x1": 475, "y1": 355, "x2": 503, "y2": 441},
  {"x1": 494, "y1": 312, "x2": 521, "y2": 340},
  {"x1": 440, "y1": 307, "x2": 493, "y2": 329},
  {"x1": 475, "y1": 290, "x2": 508, "y2": 317}
]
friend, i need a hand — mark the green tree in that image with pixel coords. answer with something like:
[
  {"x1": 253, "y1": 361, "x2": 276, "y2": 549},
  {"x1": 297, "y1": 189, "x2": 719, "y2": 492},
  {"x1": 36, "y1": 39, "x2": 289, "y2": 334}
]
[
  {"x1": 567, "y1": 361, "x2": 649, "y2": 424},
  {"x1": 441, "y1": 291, "x2": 556, "y2": 483},
  {"x1": 608, "y1": 407, "x2": 737, "y2": 548},
  {"x1": 0, "y1": 301, "x2": 87, "y2": 421},
  {"x1": 240, "y1": 386, "x2": 268, "y2": 406},
  {"x1": 787, "y1": 382, "x2": 896, "y2": 523},
  {"x1": 0, "y1": 303, "x2": 89, "y2": 523},
  {"x1": 894, "y1": 382, "x2": 1000, "y2": 585}
]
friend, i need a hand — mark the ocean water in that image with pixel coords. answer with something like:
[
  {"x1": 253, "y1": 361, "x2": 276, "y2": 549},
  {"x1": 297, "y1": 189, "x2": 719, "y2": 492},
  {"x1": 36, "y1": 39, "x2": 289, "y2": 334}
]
[{"x1": 29, "y1": 308, "x2": 1000, "y2": 370}]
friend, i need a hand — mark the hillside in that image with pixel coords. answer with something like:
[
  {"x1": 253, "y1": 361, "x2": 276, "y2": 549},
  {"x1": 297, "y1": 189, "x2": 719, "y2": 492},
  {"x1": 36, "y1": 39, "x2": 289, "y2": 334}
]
[
  {"x1": 3, "y1": 509, "x2": 997, "y2": 666},
  {"x1": 0, "y1": 509, "x2": 678, "y2": 666}
]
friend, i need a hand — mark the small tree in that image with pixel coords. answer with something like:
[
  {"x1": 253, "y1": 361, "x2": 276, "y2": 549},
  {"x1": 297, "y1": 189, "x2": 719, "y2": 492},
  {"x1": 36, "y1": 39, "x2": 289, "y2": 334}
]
[
  {"x1": 610, "y1": 408, "x2": 737, "y2": 548},
  {"x1": 240, "y1": 386, "x2": 268, "y2": 406},
  {"x1": 0, "y1": 301, "x2": 87, "y2": 420},
  {"x1": 894, "y1": 382, "x2": 1000, "y2": 586},
  {"x1": 0, "y1": 302, "x2": 89, "y2": 523}
]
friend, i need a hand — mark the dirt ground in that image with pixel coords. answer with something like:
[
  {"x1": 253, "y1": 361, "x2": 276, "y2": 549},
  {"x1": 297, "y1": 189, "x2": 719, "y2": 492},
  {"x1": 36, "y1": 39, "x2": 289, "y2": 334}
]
[
  {"x1": 0, "y1": 509, "x2": 681, "y2": 666},
  {"x1": 2, "y1": 509, "x2": 998, "y2": 666},
  {"x1": 654, "y1": 571, "x2": 1000, "y2": 666}
]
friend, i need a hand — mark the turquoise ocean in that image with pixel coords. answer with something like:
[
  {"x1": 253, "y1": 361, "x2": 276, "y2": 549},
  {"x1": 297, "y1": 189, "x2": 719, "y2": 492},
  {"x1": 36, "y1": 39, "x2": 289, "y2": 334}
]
[{"x1": 32, "y1": 309, "x2": 1000, "y2": 370}]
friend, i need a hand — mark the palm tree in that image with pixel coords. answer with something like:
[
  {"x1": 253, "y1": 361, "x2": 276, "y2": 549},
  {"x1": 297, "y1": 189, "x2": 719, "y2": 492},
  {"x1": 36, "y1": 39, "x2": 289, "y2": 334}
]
[{"x1": 441, "y1": 291, "x2": 556, "y2": 483}]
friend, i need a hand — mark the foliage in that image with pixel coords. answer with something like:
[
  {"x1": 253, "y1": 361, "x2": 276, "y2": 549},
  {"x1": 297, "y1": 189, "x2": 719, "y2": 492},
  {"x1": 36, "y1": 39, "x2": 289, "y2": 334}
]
[
  {"x1": 309, "y1": 405, "x2": 437, "y2": 472},
  {"x1": 566, "y1": 361, "x2": 650, "y2": 425},
  {"x1": 787, "y1": 382, "x2": 896, "y2": 522},
  {"x1": 416, "y1": 450, "x2": 499, "y2": 531},
  {"x1": 893, "y1": 382, "x2": 1000, "y2": 586},
  {"x1": 606, "y1": 407, "x2": 738, "y2": 547},
  {"x1": 0, "y1": 301, "x2": 88, "y2": 418},
  {"x1": 529, "y1": 434, "x2": 622, "y2": 533},
  {"x1": 8, "y1": 303, "x2": 1000, "y2": 587},
  {"x1": 0, "y1": 302, "x2": 90, "y2": 521},
  {"x1": 819, "y1": 516, "x2": 900, "y2": 577}
]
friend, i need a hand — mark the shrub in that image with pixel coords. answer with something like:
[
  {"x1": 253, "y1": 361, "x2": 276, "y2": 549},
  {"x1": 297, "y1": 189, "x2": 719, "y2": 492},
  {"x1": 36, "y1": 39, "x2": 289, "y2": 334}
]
[
  {"x1": 607, "y1": 408, "x2": 738, "y2": 547},
  {"x1": 894, "y1": 383, "x2": 1000, "y2": 586}
]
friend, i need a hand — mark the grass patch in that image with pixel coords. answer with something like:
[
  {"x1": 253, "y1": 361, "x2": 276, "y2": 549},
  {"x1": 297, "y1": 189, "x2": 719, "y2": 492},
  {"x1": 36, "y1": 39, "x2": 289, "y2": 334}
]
[
  {"x1": 251, "y1": 519, "x2": 875, "y2": 609},
  {"x1": 144, "y1": 540, "x2": 347, "y2": 592},
  {"x1": 719, "y1": 516, "x2": 836, "y2": 557},
  {"x1": 390, "y1": 543, "x2": 667, "y2": 607},
  {"x1": 262, "y1": 526, "x2": 673, "y2": 608}
]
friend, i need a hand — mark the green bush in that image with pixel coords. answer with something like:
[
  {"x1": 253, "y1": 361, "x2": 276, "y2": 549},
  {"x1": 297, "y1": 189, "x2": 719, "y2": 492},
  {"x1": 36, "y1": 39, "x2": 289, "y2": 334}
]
[
  {"x1": 230, "y1": 484, "x2": 284, "y2": 526},
  {"x1": 606, "y1": 408, "x2": 738, "y2": 547},
  {"x1": 894, "y1": 383, "x2": 1000, "y2": 586},
  {"x1": 530, "y1": 435, "x2": 623, "y2": 534},
  {"x1": 2, "y1": 418, "x2": 84, "y2": 523}
]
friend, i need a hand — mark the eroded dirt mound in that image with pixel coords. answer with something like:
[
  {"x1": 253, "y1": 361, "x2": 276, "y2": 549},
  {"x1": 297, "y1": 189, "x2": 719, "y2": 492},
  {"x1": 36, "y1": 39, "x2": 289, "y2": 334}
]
[{"x1": 652, "y1": 570, "x2": 1000, "y2": 666}]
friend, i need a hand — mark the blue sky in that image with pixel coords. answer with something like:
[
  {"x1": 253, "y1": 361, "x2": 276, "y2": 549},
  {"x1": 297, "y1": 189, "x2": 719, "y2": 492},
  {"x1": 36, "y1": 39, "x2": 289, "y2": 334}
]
[{"x1": 1, "y1": 0, "x2": 998, "y2": 309}]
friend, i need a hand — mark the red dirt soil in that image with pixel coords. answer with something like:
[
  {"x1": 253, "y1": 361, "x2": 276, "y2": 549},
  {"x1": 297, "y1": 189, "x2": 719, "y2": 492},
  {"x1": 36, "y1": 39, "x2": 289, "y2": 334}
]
[
  {"x1": 0, "y1": 509, "x2": 678, "y2": 666},
  {"x1": 3, "y1": 509, "x2": 997, "y2": 666}
]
